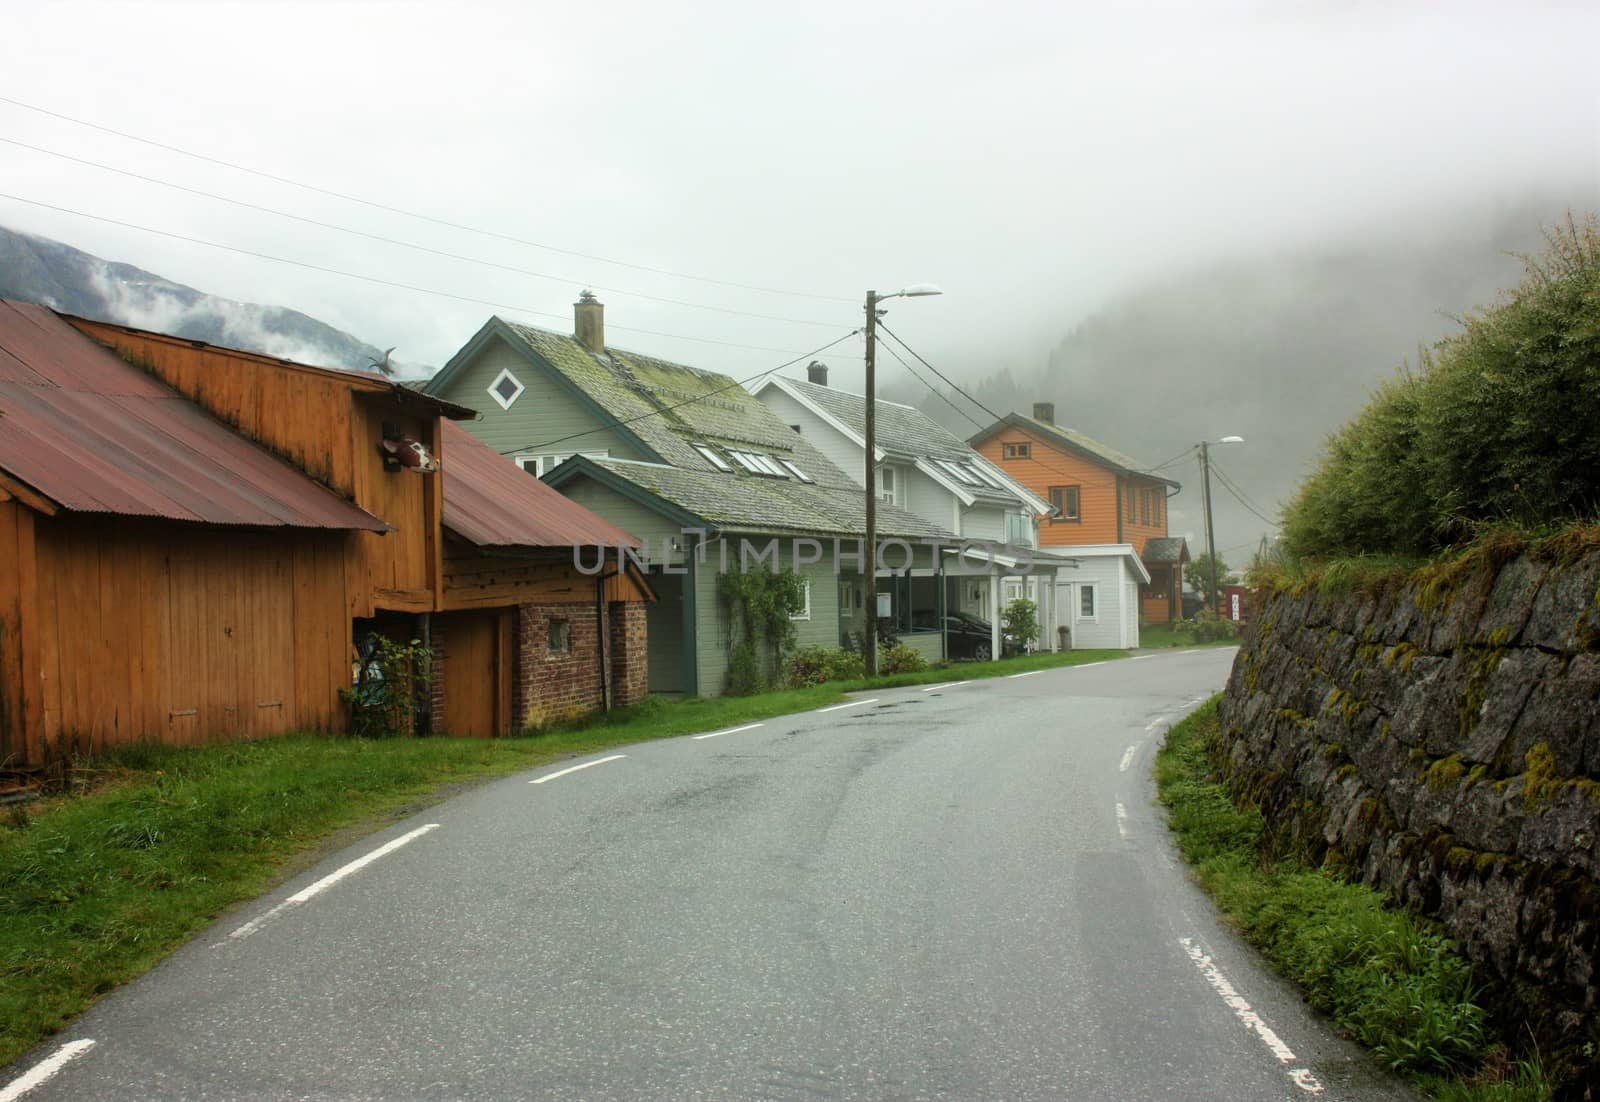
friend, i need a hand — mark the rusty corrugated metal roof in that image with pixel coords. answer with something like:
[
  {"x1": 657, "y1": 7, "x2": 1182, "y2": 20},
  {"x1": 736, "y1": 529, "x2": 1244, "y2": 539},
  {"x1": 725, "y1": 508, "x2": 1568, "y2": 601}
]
[
  {"x1": 0, "y1": 301, "x2": 388, "y2": 531},
  {"x1": 440, "y1": 420, "x2": 640, "y2": 550}
]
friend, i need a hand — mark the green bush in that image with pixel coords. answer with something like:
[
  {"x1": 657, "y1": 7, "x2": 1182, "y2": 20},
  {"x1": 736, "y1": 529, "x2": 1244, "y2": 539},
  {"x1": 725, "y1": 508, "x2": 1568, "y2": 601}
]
[
  {"x1": 785, "y1": 645, "x2": 866, "y2": 688},
  {"x1": 1285, "y1": 214, "x2": 1600, "y2": 559},
  {"x1": 1001, "y1": 598, "x2": 1040, "y2": 651},
  {"x1": 877, "y1": 642, "x2": 928, "y2": 674}
]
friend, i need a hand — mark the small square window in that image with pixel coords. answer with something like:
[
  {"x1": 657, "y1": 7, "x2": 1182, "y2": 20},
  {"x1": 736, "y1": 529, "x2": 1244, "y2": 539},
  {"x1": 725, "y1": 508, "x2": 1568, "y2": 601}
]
[
  {"x1": 1002, "y1": 442, "x2": 1031, "y2": 460},
  {"x1": 488, "y1": 368, "x2": 525, "y2": 410},
  {"x1": 548, "y1": 618, "x2": 571, "y2": 654}
]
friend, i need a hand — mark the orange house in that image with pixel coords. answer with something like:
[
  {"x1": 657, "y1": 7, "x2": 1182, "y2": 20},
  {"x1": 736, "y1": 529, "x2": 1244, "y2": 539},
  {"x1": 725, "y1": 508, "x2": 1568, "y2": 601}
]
[{"x1": 969, "y1": 403, "x2": 1188, "y2": 624}]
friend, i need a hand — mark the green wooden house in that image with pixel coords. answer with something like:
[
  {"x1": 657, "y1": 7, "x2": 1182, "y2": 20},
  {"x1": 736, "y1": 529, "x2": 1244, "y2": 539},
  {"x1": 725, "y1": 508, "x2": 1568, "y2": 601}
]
[{"x1": 424, "y1": 294, "x2": 953, "y2": 696}]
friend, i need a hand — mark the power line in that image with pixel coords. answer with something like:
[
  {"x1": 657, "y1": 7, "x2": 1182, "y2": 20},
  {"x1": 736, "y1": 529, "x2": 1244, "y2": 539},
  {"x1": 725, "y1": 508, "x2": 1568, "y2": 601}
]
[
  {"x1": 875, "y1": 322, "x2": 1004, "y2": 426},
  {"x1": 1208, "y1": 457, "x2": 1276, "y2": 520},
  {"x1": 0, "y1": 92, "x2": 856, "y2": 304},
  {"x1": 876, "y1": 338, "x2": 990, "y2": 433},
  {"x1": 0, "y1": 191, "x2": 811, "y2": 356},
  {"x1": 501, "y1": 328, "x2": 864, "y2": 456},
  {"x1": 0, "y1": 134, "x2": 843, "y2": 330},
  {"x1": 1208, "y1": 462, "x2": 1278, "y2": 527}
]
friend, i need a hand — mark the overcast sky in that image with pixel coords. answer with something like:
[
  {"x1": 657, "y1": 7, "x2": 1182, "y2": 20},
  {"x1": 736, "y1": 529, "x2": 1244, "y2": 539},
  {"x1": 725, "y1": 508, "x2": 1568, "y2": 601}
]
[{"x1": 3, "y1": 0, "x2": 1599, "y2": 553}]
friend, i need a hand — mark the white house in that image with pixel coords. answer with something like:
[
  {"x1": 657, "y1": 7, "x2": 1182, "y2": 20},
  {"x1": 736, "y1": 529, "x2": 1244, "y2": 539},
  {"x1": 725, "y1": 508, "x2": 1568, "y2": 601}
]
[{"x1": 753, "y1": 365, "x2": 1095, "y2": 657}]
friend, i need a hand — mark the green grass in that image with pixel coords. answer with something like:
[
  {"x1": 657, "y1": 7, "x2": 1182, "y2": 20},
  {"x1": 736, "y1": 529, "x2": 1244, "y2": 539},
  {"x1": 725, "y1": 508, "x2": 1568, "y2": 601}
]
[
  {"x1": 1137, "y1": 623, "x2": 1240, "y2": 650},
  {"x1": 0, "y1": 645, "x2": 1127, "y2": 1069},
  {"x1": 1156, "y1": 700, "x2": 1550, "y2": 1101}
]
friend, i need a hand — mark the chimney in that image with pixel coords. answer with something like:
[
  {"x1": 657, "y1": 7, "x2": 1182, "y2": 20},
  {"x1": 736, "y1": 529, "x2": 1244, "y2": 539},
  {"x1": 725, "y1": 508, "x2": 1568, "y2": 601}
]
[
  {"x1": 1033, "y1": 401, "x2": 1055, "y2": 425},
  {"x1": 806, "y1": 360, "x2": 829, "y2": 386},
  {"x1": 574, "y1": 290, "x2": 604, "y2": 354}
]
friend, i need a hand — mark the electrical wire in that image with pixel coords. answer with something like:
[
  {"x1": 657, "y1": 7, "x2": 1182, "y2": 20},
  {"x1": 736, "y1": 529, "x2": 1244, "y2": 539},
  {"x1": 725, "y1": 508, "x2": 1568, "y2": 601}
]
[
  {"x1": 499, "y1": 328, "x2": 864, "y2": 456},
  {"x1": 0, "y1": 92, "x2": 856, "y2": 304},
  {"x1": 1208, "y1": 462, "x2": 1278, "y2": 527},
  {"x1": 876, "y1": 338, "x2": 990, "y2": 433},
  {"x1": 0, "y1": 134, "x2": 844, "y2": 330},
  {"x1": 1208, "y1": 457, "x2": 1276, "y2": 521},
  {"x1": 875, "y1": 322, "x2": 1005, "y2": 425},
  {"x1": 0, "y1": 191, "x2": 814, "y2": 355}
]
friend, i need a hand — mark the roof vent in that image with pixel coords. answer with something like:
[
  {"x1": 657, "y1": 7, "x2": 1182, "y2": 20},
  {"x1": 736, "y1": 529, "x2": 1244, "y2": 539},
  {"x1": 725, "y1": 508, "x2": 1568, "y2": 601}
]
[
  {"x1": 575, "y1": 290, "x2": 604, "y2": 354},
  {"x1": 806, "y1": 360, "x2": 828, "y2": 386},
  {"x1": 1033, "y1": 401, "x2": 1055, "y2": 425}
]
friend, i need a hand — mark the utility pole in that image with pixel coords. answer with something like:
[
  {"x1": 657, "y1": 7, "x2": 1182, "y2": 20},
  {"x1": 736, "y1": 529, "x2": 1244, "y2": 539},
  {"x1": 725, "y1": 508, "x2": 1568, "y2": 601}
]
[
  {"x1": 863, "y1": 289, "x2": 880, "y2": 677},
  {"x1": 1200, "y1": 440, "x2": 1219, "y2": 616}
]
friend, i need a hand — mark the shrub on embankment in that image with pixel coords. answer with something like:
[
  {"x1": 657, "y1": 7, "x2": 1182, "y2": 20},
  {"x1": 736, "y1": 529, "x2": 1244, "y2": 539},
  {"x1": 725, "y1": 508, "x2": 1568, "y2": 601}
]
[{"x1": 1282, "y1": 214, "x2": 1600, "y2": 560}]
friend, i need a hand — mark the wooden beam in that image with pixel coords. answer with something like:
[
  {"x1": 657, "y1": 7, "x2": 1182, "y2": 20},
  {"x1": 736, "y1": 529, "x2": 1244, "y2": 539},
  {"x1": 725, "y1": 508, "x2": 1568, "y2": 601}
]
[{"x1": 0, "y1": 472, "x2": 59, "y2": 517}]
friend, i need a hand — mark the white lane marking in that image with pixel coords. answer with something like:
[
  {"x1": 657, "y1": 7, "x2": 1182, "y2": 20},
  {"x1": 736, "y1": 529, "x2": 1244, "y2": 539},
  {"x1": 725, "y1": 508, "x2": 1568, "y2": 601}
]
[
  {"x1": 1180, "y1": 649, "x2": 1203, "y2": 655},
  {"x1": 1074, "y1": 661, "x2": 1106, "y2": 669},
  {"x1": 1145, "y1": 715, "x2": 1169, "y2": 732},
  {"x1": 531, "y1": 754, "x2": 627, "y2": 784},
  {"x1": 1179, "y1": 938, "x2": 1325, "y2": 1094},
  {"x1": 1008, "y1": 670, "x2": 1043, "y2": 679},
  {"x1": 0, "y1": 1040, "x2": 96, "y2": 1101},
  {"x1": 692, "y1": 723, "x2": 763, "y2": 741},
  {"x1": 1129, "y1": 654, "x2": 1155, "y2": 661},
  {"x1": 1119, "y1": 745, "x2": 1138, "y2": 772},
  {"x1": 818, "y1": 698, "x2": 878, "y2": 713},
  {"x1": 1115, "y1": 802, "x2": 1130, "y2": 839},
  {"x1": 229, "y1": 824, "x2": 440, "y2": 941},
  {"x1": 921, "y1": 680, "x2": 971, "y2": 692}
]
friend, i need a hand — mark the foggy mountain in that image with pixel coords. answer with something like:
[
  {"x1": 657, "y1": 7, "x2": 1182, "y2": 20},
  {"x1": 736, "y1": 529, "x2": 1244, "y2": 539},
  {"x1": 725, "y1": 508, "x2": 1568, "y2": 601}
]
[
  {"x1": 0, "y1": 224, "x2": 421, "y2": 376},
  {"x1": 883, "y1": 197, "x2": 1584, "y2": 567}
]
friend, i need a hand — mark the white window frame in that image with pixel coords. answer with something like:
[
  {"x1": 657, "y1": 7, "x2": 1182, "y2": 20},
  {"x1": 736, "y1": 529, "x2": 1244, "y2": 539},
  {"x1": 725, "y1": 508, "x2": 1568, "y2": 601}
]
[
  {"x1": 693, "y1": 443, "x2": 733, "y2": 471},
  {"x1": 790, "y1": 578, "x2": 812, "y2": 621},
  {"x1": 1079, "y1": 583, "x2": 1098, "y2": 622},
  {"x1": 878, "y1": 465, "x2": 897, "y2": 506},
  {"x1": 487, "y1": 367, "x2": 525, "y2": 410},
  {"x1": 780, "y1": 459, "x2": 814, "y2": 483},
  {"x1": 515, "y1": 450, "x2": 608, "y2": 476}
]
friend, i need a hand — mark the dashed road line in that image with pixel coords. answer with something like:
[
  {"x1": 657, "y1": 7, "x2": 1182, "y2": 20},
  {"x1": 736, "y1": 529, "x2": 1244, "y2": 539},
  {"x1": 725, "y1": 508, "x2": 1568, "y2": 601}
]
[
  {"x1": 818, "y1": 698, "x2": 878, "y2": 713},
  {"x1": 1144, "y1": 715, "x2": 1168, "y2": 732},
  {"x1": 1119, "y1": 745, "x2": 1138, "y2": 772},
  {"x1": 1007, "y1": 670, "x2": 1043, "y2": 679},
  {"x1": 1179, "y1": 938, "x2": 1325, "y2": 1094},
  {"x1": 692, "y1": 723, "x2": 763, "y2": 741},
  {"x1": 229, "y1": 824, "x2": 441, "y2": 941},
  {"x1": 1073, "y1": 661, "x2": 1106, "y2": 669},
  {"x1": 1180, "y1": 649, "x2": 1203, "y2": 655},
  {"x1": 1115, "y1": 801, "x2": 1130, "y2": 839},
  {"x1": 0, "y1": 1040, "x2": 95, "y2": 1101},
  {"x1": 1129, "y1": 654, "x2": 1155, "y2": 661},
  {"x1": 920, "y1": 680, "x2": 971, "y2": 692},
  {"x1": 530, "y1": 754, "x2": 627, "y2": 784}
]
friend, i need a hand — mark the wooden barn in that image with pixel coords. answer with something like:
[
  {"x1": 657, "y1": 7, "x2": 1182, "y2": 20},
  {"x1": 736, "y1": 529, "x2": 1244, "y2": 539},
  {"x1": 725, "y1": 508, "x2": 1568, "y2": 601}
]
[{"x1": 0, "y1": 302, "x2": 650, "y2": 769}]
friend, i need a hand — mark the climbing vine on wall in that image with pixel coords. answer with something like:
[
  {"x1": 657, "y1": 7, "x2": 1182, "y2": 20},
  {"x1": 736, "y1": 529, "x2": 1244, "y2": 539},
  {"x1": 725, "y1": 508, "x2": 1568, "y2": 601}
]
[{"x1": 719, "y1": 567, "x2": 806, "y2": 695}]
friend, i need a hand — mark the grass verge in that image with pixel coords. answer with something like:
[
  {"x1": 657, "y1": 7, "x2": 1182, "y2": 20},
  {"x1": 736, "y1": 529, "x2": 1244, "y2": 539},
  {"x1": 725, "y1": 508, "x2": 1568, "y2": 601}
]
[
  {"x1": 1156, "y1": 699, "x2": 1552, "y2": 1101},
  {"x1": 1, "y1": 645, "x2": 1125, "y2": 1068},
  {"x1": 1137, "y1": 623, "x2": 1240, "y2": 650}
]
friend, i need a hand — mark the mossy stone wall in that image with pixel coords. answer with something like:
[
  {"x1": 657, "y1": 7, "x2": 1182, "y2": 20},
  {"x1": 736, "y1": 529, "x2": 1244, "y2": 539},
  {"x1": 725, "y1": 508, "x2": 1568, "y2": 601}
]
[{"x1": 1219, "y1": 550, "x2": 1600, "y2": 1071}]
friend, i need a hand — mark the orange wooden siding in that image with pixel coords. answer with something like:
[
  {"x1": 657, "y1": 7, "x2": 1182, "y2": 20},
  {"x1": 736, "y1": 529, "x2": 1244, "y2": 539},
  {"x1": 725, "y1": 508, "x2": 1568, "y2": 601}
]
[
  {"x1": 974, "y1": 425, "x2": 1171, "y2": 552},
  {"x1": 0, "y1": 511, "x2": 351, "y2": 764}
]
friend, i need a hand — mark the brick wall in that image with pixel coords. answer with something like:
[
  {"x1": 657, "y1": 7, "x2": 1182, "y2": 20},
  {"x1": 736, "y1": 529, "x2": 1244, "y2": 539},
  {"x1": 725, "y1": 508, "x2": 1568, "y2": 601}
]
[
  {"x1": 515, "y1": 601, "x2": 605, "y2": 730},
  {"x1": 609, "y1": 600, "x2": 649, "y2": 707}
]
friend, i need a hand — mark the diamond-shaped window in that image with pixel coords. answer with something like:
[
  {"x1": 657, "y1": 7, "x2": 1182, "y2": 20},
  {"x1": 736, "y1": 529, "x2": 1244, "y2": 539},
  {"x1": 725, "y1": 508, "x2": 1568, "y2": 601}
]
[{"x1": 488, "y1": 368, "x2": 525, "y2": 410}]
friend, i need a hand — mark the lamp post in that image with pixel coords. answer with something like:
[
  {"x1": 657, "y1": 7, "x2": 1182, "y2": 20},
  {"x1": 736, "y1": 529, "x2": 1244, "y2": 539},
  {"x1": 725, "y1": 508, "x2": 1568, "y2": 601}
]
[
  {"x1": 1198, "y1": 435, "x2": 1244, "y2": 618},
  {"x1": 864, "y1": 284, "x2": 942, "y2": 676}
]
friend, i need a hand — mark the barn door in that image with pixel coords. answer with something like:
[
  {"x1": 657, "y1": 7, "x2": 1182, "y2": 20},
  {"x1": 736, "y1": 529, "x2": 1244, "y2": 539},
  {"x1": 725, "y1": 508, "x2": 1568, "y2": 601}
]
[{"x1": 438, "y1": 610, "x2": 514, "y2": 737}]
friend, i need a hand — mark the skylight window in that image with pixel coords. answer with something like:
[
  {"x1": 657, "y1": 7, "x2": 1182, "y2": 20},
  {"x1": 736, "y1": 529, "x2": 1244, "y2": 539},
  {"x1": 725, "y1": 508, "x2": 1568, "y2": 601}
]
[
  {"x1": 969, "y1": 463, "x2": 1006, "y2": 489},
  {"x1": 780, "y1": 459, "x2": 814, "y2": 483},
  {"x1": 937, "y1": 459, "x2": 982, "y2": 487},
  {"x1": 728, "y1": 450, "x2": 788, "y2": 477},
  {"x1": 693, "y1": 443, "x2": 732, "y2": 472}
]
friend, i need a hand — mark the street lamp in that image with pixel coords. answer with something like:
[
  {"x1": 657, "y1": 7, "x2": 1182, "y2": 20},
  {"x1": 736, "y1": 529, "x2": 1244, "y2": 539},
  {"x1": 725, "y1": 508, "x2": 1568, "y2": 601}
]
[
  {"x1": 864, "y1": 284, "x2": 942, "y2": 677},
  {"x1": 1199, "y1": 435, "x2": 1245, "y2": 618}
]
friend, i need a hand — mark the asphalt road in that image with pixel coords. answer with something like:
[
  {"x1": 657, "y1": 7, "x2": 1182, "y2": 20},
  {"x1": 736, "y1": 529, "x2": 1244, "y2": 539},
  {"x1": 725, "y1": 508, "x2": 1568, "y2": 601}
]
[{"x1": 6, "y1": 649, "x2": 1414, "y2": 1101}]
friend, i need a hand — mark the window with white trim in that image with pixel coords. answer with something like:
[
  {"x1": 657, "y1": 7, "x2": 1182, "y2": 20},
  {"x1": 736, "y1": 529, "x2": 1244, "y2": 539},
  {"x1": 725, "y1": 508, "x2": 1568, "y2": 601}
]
[
  {"x1": 693, "y1": 443, "x2": 732, "y2": 471},
  {"x1": 1079, "y1": 584, "x2": 1097, "y2": 619},
  {"x1": 790, "y1": 579, "x2": 812, "y2": 620},
  {"x1": 728, "y1": 449, "x2": 788, "y2": 477},
  {"x1": 488, "y1": 368, "x2": 525, "y2": 410},
  {"x1": 515, "y1": 451, "x2": 608, "y2": 476},
  {"x1": 779, "y1": 459, "x2": 814, "y2": 483},
  {"x1": 878, "y1": 465, "x2": 897, "y2": 506},
  {"x1": 937, "y1": 459, "x2": 982, "y2": 487}
]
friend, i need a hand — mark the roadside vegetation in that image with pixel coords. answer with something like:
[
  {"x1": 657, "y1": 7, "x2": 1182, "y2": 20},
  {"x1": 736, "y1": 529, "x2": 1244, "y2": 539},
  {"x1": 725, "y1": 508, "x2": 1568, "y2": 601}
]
[
  {"x1": 1138, "y1": 617, "x2": 1241, "y2": 650},
  {"x1": 1283, "y1": 214, "x2": 1600, "y2": 561},
  {"x1": 0, "y1": 644, "x2": 1123, "y2": 1069},
  {"x1": 1158, "y1": 699, "x2": 1552, "y2": 1101}
]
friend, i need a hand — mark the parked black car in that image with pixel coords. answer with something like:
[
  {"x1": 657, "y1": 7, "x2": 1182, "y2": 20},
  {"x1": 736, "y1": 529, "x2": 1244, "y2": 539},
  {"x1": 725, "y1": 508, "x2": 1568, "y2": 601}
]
[{"x1": 910, "y1": 611, "x2": 1011, "y2": 660}]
